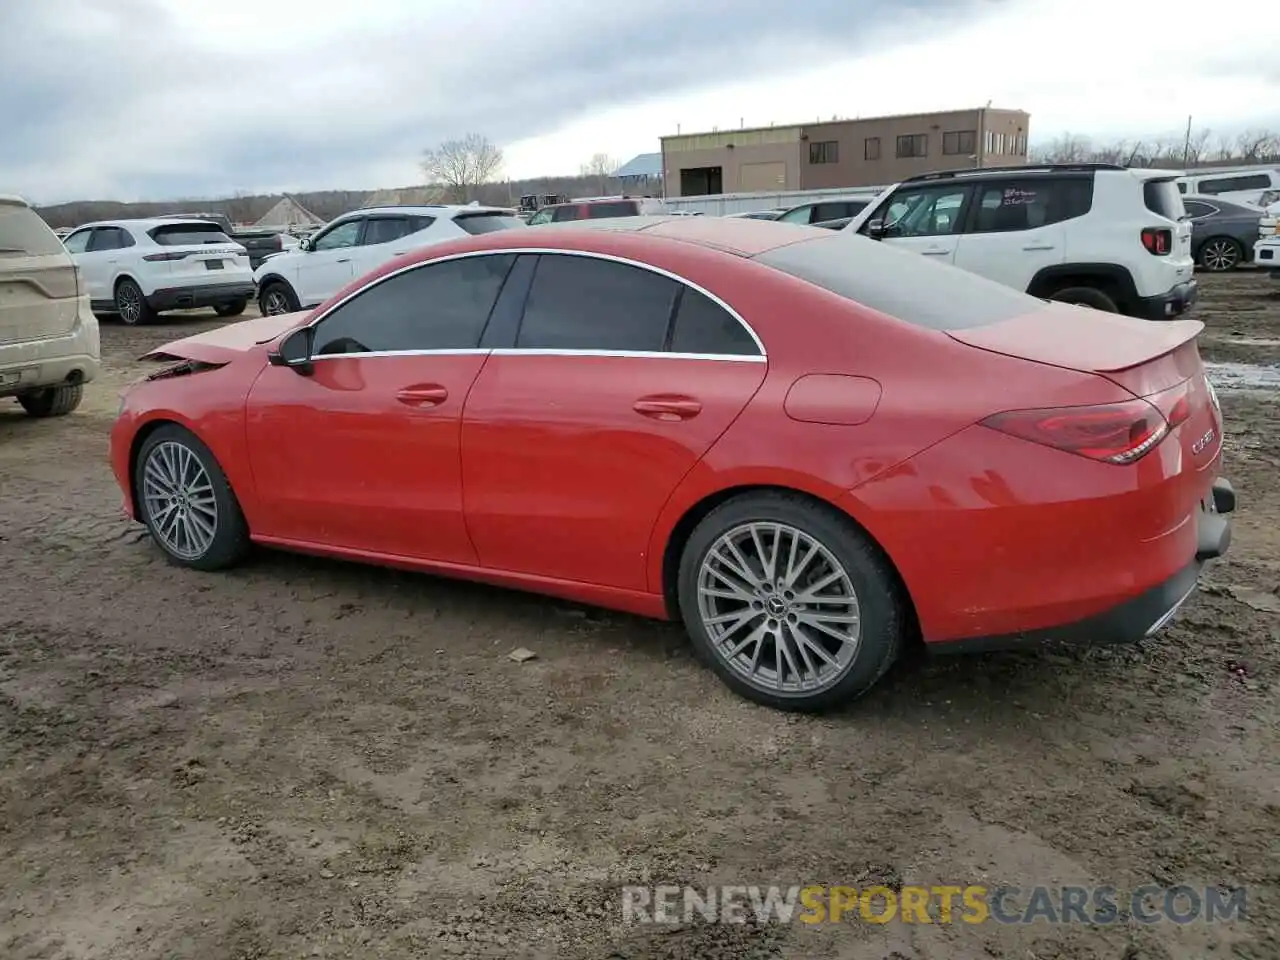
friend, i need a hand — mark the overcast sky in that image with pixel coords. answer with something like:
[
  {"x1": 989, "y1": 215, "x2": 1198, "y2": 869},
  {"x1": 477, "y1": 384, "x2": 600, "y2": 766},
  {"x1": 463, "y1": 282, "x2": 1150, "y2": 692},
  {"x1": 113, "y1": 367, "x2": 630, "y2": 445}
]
[{"x1": 2, "y1": 0, "x2": 1274, "y2": 203}]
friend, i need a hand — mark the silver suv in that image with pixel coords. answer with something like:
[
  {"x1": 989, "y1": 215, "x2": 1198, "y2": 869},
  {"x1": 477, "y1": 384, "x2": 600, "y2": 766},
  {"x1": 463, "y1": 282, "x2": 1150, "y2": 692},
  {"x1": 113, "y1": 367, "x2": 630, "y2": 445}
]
[{"x1": 1, "y1": 195, "x2": 100, "y2": 417}]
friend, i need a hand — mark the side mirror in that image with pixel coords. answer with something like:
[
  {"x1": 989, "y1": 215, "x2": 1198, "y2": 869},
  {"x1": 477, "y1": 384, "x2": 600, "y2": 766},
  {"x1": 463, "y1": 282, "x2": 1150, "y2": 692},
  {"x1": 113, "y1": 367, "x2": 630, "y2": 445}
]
[
  {"x1": 266, "y1": 327, "x2": 314, "y2": 376},
  {"x1": 298, "y1": 237, "x2": 312, "y2": 252},
  {"x1": 865, "y1": 219, "x2": 888, "y2": 240}
]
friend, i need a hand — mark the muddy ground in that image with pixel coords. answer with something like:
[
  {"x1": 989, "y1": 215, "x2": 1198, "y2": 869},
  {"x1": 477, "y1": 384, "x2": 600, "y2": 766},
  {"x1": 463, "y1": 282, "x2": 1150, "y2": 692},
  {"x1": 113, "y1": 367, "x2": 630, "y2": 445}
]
[{"x1": 1, "y1": 273, "x2": 1278, "y2": 960}]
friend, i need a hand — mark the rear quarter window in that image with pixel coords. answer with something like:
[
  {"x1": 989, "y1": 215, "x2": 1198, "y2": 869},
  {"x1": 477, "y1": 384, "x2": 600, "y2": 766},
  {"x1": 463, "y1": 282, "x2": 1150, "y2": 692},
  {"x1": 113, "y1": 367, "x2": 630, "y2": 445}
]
[
  {"x1": 149, "y1": 223, "x2": 233, "y2": 245},
  {"x1": 0, "y1": 204, "x2": 66, "y2": 257},
  {"x1": 454, "y1": 214, "x2": 524, "y2": 235},
  {"x1": 753, "y1": 232, "x2": 1043, "y2": 331},
  {"x1": 1143, "y1": 179, "x2": 1186, "y2": 221}
]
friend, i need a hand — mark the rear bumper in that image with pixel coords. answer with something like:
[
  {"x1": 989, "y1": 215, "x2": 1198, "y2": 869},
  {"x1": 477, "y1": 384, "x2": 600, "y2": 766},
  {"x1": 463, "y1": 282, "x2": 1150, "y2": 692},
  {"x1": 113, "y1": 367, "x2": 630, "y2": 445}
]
[
  {"x1": 147, "y1": 282, "x2": 256, "y2": 312},
  {"x1": 1134, "y1": 279, "x2": 1198, "y2": 320},
  {"x1": 930, "y1": 478, "x2": 1235, "y2": 655},
  {"x1": 0, "y1": 302, "x2": 101, "y2": 395}
]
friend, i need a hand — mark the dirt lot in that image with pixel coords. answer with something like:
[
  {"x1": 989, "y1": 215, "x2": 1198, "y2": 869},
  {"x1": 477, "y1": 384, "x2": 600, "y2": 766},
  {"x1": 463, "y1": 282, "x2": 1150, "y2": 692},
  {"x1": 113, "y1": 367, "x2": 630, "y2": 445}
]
[{"x1": 2, "y1": 274, "x2": 1278, "y2": 960}]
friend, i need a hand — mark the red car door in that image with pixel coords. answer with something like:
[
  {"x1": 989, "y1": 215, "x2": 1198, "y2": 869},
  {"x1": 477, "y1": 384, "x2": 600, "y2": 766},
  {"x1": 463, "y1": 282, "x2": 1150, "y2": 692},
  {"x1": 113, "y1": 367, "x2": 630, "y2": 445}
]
[
  {"x1": 461, "y1": 252, "x2": 767, "y2": 592},
  {"x1": 245, "y1": 253, "x2": 518, "y2": 563}
]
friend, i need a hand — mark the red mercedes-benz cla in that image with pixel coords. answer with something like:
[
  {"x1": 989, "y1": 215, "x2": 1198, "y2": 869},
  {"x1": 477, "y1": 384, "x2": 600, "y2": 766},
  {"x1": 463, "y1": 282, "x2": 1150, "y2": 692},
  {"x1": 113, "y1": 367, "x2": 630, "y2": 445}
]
[{"x1": 110, "y1": 215, "x2": 1234, "y2": 712}]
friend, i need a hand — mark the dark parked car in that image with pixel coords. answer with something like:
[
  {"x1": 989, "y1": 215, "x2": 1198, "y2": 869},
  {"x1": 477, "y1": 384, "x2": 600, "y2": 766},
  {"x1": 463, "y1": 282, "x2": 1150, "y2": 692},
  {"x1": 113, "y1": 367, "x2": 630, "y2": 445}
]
[
  {"x1": 776, "y1": 198, "x2": 873, "y2": 226},
  {"x1": 1181, "y1": 195, "x2": 1262, "y2": 272}
]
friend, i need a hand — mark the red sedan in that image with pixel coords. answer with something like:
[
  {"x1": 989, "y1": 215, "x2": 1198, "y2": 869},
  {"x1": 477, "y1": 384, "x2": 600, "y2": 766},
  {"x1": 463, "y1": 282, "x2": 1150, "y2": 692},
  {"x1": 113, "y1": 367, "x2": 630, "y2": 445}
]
[{"x1": 110, "y1": 216, "x2": 1234, "y2": 712}]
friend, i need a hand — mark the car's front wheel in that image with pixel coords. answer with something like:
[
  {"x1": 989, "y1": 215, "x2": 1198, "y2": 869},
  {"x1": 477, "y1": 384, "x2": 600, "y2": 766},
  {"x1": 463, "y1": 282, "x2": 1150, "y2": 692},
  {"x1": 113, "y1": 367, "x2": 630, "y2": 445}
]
[
  {"x1": 258, "y1": 281, "x2": 300, "y2": 316},
  {"x1": 677, "y1": 491, "x2": 906, "y2": 712},
  {"x1": 214, "y1": 300, "x2": 248, "y2": 318},
  {"x1": 134, "y1": 424, "x2": 250, "y2": 570}
]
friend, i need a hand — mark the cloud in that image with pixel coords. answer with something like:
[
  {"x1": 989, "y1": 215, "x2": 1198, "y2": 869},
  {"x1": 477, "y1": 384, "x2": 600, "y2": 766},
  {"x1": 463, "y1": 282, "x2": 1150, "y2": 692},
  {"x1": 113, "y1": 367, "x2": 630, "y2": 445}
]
[{"x1": 2, "y1": 0, "x2": 1000, "y2": 202}]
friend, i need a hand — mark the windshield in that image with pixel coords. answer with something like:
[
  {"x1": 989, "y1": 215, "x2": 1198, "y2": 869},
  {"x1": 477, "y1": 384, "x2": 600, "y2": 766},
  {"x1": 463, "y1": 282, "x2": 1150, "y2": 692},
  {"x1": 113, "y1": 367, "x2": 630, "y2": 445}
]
[{"x1": 454, "y1": 213, "x2": 524, "y2": 235}]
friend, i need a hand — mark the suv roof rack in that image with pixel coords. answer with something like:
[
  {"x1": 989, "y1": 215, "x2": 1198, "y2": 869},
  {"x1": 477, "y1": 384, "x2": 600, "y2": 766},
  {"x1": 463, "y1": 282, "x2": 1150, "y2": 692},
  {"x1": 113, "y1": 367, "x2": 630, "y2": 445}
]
[{"x1": 902, "y1": 163, "x2": 1127, "y2": 183}]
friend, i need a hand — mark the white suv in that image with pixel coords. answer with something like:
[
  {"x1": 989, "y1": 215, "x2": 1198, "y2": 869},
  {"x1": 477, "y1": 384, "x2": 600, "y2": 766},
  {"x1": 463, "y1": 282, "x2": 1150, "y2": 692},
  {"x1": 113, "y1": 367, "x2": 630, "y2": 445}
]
[
  {"x1": 61, "y1": 218, "x2": 254, "y2": 325},
  {"x1": 253, "y1": 205, "x2": 524, "y2": 315},
  {"x1": 843, "y1": 164, "x2": 1197, "y2": 319},
  {"x1": 1, "y1": 195, "x2": 99, "y2": 417}
]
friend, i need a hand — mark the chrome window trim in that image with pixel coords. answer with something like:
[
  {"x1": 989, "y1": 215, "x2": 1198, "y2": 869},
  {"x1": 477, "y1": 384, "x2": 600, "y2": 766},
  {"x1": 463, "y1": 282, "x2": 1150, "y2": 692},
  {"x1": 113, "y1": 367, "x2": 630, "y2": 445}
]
[{"x1": 302, "y1": 246, "x2": 768, "y2": 361}]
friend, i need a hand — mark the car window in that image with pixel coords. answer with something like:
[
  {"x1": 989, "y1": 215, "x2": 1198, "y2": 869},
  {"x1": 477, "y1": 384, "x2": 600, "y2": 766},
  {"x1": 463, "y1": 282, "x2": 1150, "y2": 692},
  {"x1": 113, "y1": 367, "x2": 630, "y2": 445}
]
[
  {"x1": 0, "y1": 204, "x2": 66, "y2": 256},
  {"x1": 311, "y1": 254, "x2": 516, "y2": 356},
  {"x1": 586, "y1": 201, "x2": 639, "y2": 219},
  {"x1": 361, "y1": 217, "x2": 416, "y2": 246},
  {"x1": 149, "y1": 223, "x2": 233, "y2": 245},
  {"x1": 61, "y1": 228, "x2": 93, "y2": 255},
  {"x1": 550, "y1": 205, "x2": 581, "y2": 223},
  {"x1": 879, "y1": 187, "x2": 968, "y2": 237},
  {"x1": 777, "y1": 204, "x2": 814, "y2": 224},
  {"x1": 454, "y1": 213, "x2": 524, "y2": 234},
  {"x1": 88, "y1": 227, "x2": 132, "y2": 252},
  {"x1": 527, "y1": 209, "x2": 553, "y2": 225},
  {"x1": 312, "y1": 220, "x2": 362, "y2": 251},
  {"x1": 516, "y1": 254, "x2": 678, "y2": 352},
  {"x1": 1183, "y1": 200, "x2": 1215, "y2": 219},
  {"x1": 1198, "y1": 174, "x2": 1272, "y2": 195},
  {"x1": 812, "y1": 202, "x2": 857, "y2": 223},
  {"x1": 755, "y1": 231, "x2": 1041, "y2": 331},
  {"x1": 970, "y1": 178, "x2": 1093, "y2": 233},
  {"x1": 668, "y1": 287, "x2": 759, "y2": 356},
  {"x1": 1143, "y1": 179, "x2": 1185, "y2": 221}
]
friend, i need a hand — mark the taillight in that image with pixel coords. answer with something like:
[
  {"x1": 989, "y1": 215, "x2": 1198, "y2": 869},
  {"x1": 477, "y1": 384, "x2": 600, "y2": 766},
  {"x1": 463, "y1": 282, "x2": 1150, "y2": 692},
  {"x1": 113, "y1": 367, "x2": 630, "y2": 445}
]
[
  {"x1": 1148, "y1": 379, "x2": 1192, "y2": 428},
  {"x1": 1141, "y1": 227, "x2": 1172, "y2": 255},
  {"x1": 142, "y1": 251, "x2": 191, "y2": 262},
  {"x1": 981, "y1": 398, "x2": 1168, "y2": 465}
]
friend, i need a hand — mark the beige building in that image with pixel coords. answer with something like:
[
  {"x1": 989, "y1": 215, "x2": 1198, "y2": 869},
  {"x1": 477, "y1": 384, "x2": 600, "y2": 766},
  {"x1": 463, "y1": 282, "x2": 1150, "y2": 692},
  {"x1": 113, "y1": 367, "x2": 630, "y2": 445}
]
[{"x1": 661, "y1": 107, "x2": 1030, "y2": 197}]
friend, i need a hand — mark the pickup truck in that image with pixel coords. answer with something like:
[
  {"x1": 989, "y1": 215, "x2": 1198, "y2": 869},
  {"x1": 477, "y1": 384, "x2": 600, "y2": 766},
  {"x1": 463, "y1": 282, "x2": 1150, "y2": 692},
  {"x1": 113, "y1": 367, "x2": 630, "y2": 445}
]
[{"x1": 160, "y1": 212, "x2": 289, "y2": 270}]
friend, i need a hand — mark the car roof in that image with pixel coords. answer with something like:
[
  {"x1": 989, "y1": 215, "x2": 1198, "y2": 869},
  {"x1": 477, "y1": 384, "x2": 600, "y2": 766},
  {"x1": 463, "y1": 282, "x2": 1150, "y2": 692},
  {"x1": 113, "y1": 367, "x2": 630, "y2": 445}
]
[
  {"x1": 355, "y1": 205, "x2": 515, "y2": 217},
  {"x1": 69, "y1": 218, "x2": 226, "y2": 231}
]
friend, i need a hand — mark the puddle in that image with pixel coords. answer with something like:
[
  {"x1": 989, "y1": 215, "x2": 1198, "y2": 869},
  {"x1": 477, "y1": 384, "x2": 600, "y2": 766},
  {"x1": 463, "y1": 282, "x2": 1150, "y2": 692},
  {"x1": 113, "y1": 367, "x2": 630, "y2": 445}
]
[{"x1": 1204, "y1": 362, "x2": 1280, "y2": 391}]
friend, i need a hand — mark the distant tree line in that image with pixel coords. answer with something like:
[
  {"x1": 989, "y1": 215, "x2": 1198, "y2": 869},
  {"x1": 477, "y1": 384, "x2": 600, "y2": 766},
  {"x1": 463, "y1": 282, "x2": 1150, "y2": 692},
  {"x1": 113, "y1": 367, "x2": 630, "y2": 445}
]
[{"x1": 1030, "y1": 127, "x2": 1280, "y2": 167}]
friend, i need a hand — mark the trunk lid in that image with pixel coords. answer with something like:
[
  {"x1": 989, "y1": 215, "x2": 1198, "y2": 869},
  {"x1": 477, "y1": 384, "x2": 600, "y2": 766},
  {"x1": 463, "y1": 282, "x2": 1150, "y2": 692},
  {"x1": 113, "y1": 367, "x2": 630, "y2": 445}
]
[
  {"x1": 0, "y1": 200, "x2": 79, "y2": 344},
  {"x1": 140, "y1": 312, "x2": 308, "y2": 364}
]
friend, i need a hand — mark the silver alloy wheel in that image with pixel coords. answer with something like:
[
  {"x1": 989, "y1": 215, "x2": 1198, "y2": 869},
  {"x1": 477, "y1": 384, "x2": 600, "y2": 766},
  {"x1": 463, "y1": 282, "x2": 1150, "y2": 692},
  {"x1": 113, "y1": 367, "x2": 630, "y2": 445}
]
[
  {"x1": 696, "y1": 521, "x2": 862, "y2": 696},
  {"x1": 117, "y1": 283, "x2": 142, "y2": 324},
  {"x1": 262, "y1": 289, "x2": 291, "y2": 315},
  {"x1": 1201, "y1": 239, "x2": 1239, "y2": 272},
  {"x1": 141, "y1": 440, "x2": 219, "y2": 561}
]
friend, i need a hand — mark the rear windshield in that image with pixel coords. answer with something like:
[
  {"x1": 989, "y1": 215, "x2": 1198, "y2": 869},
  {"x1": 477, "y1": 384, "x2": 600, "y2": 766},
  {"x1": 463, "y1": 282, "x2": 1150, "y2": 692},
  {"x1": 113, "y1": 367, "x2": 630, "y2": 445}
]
[
  {"x1": 148, "y1": 223, "x2": 233, "y2": 245},
  {"x1": 587, "y1": 201, "x2": 640, "y2": 219},
  {"x1": 1144, "y1": 179, "x2": 1185, "y2": 221},
  {"x1": 753, "y1": 232, "x2": 1043, "y2": 331},
  {"x1": 454, "y1": 213, "x2": 524, "y2": 235},
  {"x1": 0, "y1": 204, "x2": 66, "y2": 257}
]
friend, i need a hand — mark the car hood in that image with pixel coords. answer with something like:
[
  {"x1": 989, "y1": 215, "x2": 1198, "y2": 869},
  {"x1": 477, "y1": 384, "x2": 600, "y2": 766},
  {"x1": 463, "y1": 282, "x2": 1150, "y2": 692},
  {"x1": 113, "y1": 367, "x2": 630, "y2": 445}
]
[{"x1": 140, "y1": 312, "x2": 309, "y2": 363}]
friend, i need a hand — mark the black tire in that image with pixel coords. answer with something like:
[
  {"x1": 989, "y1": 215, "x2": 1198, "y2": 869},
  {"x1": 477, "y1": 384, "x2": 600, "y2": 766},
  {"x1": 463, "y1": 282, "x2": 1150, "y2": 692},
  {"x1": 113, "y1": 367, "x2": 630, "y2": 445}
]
[
  {"x1": 18, "y1": 383, "x2": 84, "y2": 417},
  {"x1": 258, "y1": 281, "x2": 300, "y2": 316},
  {"x1": 676, "y1": 491, "x2": 906, "y2": 712},
  {"x1": 1048, "y1": 286, "x2": 1119, "y2": 312},
  {"x1": 115, "y1": 278, "x2": 154, "y2": 325},
  {"x1": 214, "y1": 300, "x2": 248, "y2": 318},
  {"x1": 1196, "y1": 236, "x2": 1243, "y2": 272},
  {"x1": 134, "y1": 424, "x2": 250, "y2": 571}
]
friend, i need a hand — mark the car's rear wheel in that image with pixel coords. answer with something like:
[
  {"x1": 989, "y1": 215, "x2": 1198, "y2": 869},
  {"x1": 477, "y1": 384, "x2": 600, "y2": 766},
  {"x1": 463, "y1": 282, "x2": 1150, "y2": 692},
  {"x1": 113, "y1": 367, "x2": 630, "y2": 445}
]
[
  {"x1": 135, "y1": 424, "x2": 250, "y2": 570},
  {"x1": 677, "y1": 491, "x2": 905, "y2": 712},
  {"x1": 214, "y1": 300, "x2": 248, "y2": 318},
  {"x1": 18, "y1": 383, "x2": 83, "y2": 417},
  {"x1": 1197, "y1": 237, "x2": 1242, "y2": 272},
  {"x1": 115, "y1": 278, "x2": 154, "y2": 325},
  {"x1": 259, "y1": 281, "x2": 299, "y2": 316},
  {"x1": 1048, "y1": 286, "x2": 1119, "y2": 312}
]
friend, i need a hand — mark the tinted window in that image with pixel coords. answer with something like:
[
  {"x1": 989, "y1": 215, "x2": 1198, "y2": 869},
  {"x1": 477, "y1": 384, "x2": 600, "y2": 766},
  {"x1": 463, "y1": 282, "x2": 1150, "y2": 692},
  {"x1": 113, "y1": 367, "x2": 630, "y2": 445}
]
[
  {"x1": 88, "y1": 227, "x2": 133, "y2": 252},
  {"x1": 517, "y1": 254, "x2": 677, "y2": 352},
  {"x1": 149, "y1": 223, "x2": 233, "y2": 245},
  {"x1": 1143, "y1": 179, "x2": 1185, "y2": 220},
  {"x1": 971, "y1": 178, "x2": 1093, "y2": 233},
  {"x1": 777, "y1": 204, "x2": 816, "y2": 224},
  {"x1": 669, "y1": 288, "x2": 759, "y2": 356},
  {"x1": 312, "y1": 254, "x2": 515, "y2": 355},
  {"x1": 1182, "y1": 200, "x2": 1215, "y2": 219},
  {"x1": 586, "y1": 201, "x2": 640, "y2": 219},
  {"x1": 313, "y1": 220, "x2": 362, "y2": 250},
  {"x1": 0, "y1": 205, "x2": 65, "y2": 256},
  {"x1": 877, "y1": 186, "x2": 968, "y2": 237},
  {"x1": 755, "y1": 232, "x2": 1041, "y2": 331},
  {"x1": 361, "y1": 217, "x2": 420, "y2": 245},
  {"x1": 61, "y1": 228, "x2": 93, "y2": 255},
  {"x1": 1198, "y1": 174, "x2": 1271, "y2": 195},
  {"x1": 550, "y1": 205, "x2": 580, "y2": 223},
  {"x1": 454, "y1": 213, "x2": 524, "y2": 234}
]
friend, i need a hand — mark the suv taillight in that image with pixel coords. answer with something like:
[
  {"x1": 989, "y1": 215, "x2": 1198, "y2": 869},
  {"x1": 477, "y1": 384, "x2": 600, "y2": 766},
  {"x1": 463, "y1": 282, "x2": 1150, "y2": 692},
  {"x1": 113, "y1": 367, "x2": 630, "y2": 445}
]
[
  {"x1": 1141, "y1": 227, "x2": 1172, "y2": 255},
  {"x1": 143, "y1": 251, "x2": 193, "y2": 262},
  {"x1": 981, "y1": 397, "x2": 1169, "y2": 465}
]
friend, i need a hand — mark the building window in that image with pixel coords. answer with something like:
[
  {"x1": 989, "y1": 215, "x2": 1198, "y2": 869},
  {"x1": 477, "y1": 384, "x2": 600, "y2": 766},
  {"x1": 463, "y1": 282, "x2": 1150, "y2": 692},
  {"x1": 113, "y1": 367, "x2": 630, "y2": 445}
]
[
  {"x1": 984, "y1": 130, "x2": 994, "y2": 154},
  {"x1": 809, "y1": 140, "x2": 838, "y2": 164},
  {"x1": 896, "y1": 134, "x2": 928, "y2": 159},
  {"x1": 942, "y1": 130, "x2": 976, "y2": 156},
  {"x1": 864, "y1": 137, "x2": 881, "y2": 161},
  {"x1": 994, "y1": 132, "x2": 1005, "y2": 154},
  {"x1": 1014, "y1": 134, "x2": 1027, "y2": 155}
]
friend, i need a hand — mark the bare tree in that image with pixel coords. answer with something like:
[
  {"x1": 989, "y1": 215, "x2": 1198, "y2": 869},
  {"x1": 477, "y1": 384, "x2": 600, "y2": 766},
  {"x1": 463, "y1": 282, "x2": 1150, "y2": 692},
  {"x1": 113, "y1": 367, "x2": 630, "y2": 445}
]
[
  {"x1": 1235, "y1": 128, "x2": 1280, "y2": 162},
  {"x1": 421, "y1": 133, "x2": 504, "y2": 203},
  {"x1": 580, "y1": 153, "x2": 620, "y2": 194},
  {"x1": 1029, "y1": 133, "x2": 1093, "y2": 163}
]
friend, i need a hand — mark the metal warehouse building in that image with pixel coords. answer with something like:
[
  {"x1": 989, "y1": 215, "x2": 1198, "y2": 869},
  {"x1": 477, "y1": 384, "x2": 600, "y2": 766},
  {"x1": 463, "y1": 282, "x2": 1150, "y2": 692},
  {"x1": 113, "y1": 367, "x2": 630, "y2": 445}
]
[{"x1": 661, "y1": 107, "x2": 1030, "y2": 197}]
